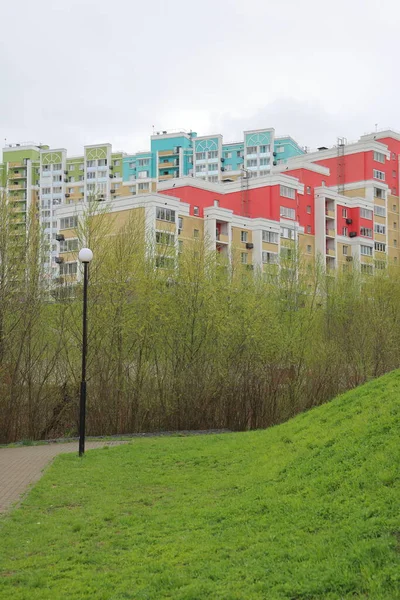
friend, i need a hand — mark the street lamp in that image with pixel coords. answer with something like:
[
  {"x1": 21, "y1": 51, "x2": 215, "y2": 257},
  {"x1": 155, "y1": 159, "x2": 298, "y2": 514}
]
[{"x1": 78, "y1": 248, "x2": 93, "y2": 456}]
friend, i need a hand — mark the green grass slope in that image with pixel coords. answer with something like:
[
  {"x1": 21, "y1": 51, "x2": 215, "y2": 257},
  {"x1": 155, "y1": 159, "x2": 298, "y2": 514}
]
[{"x1": 1, "y1": 372, "x2": 400, "y2": 600}]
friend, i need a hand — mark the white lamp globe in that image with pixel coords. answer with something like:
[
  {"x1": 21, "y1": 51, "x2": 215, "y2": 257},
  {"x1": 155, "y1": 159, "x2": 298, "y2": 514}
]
[{"x1": 78, "y1": 248, "x2": 93, "y2": 263}]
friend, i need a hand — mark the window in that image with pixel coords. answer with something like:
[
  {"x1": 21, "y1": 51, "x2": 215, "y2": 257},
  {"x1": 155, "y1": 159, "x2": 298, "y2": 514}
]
[
  {"x1": 79, "y1": 187, "x2": 84, "y2": 193},
  {"x1": 53, "y1": 186, "x2": 62, "y2": 193},
  {"x1": 69, "y1": 176, "x2": 75, "y2": 183},
  {"x1": 342, "y1": 208, "x2": 348, "y2": 218},
  {"x1": 42, "y1": 165, "x2": 50, "y2": 172},
  {"x1": 260, "y1": 145, "x2": 270, "y2": 153},
  {"x1": 307, "y1": 245, "x2": 312, "y2": 253},
  {"x1": 342, "y1": 226, "x2": 348, "y2": 236},
  {"x1": 129, "y1": 162, "x2": 135, "y2": 169},
  {"x1": 360, "y1": 208, "x2": 373, "y2": 219},
  {"x1": 241, "y1": 252, "x2": 248, "y2": 264},
  {"x1": 224, "y1": 164, "x2": 232, "y2": 171},
  {"x1": 137, "y1": 159, "x2": 149, "y2": 167},
  {"x1": 52, "y1": 163, "x2": 61, "y2": 171},
  {"x1": 42, "y1": 187, "x2": 51, "y2": 195},
  {"x1": 280, "y1": 185, "x2": 296, "y2": 199},
  {"x1": 114, "y1": 183, "x2": 120, "y2": 190},
  {"x1": 277, "y1": 146, "x2": 285, "y2": 153},
  {"x1": 79, "y1": 163, "x2": 84, "y2": 171},
  {"x1": 208, "y1": 150, "x2": 218, "y2": 159},
  {"x1": 374, "y1": 187, "x2": 386, "y2": 199},
  {"x1": 208, "y1": 163, "x2": 218, "y2": 172},
  {"x1": 98, "y1": 159, "x2": 107, "y2": 166},
  {"x1": 60, "y1": 262, "x2": 78, "y2": 276},
  {"x1": 306, "y1": 186, "x2": 311, "y2": 195},
  {"x1": 247, "y1": 146, "x2": 257, "y2": 154},
  {"x1": 114, "y1": 160, "x2": 120, "y2": 167},
  {"x1": 240, "y1": 231, "x2": 248, "y2": 242},
  {"x1": 361, "y1": 264, "x2": 373, "y2": 275},
  {"x1": 156, "y1": 207, "x2": 175, "y2": 222},
  {"x1": 374, "y1": 205, "x2": 386, "y2": 217},
  {"x1": 280, "y1": 206, "x2": 295, "y2": 219},
  {"x1": 225, "y1": 152, "x2": 232, "y2": 159},
  {"x1": 129, "y1": 186, "x2": 136, "y2": 193},
  {"x1": 60, "y1": 238, "x2": 79, "y2": 252},
  {"x1": 194, "y1": 206, "x2": 199, "y2": 216},
  {"x1": 87, "y1": 172, "x2": 96, "y2": 179},
  {"x1": 394, "y1": 222, "x2": 397, "y2": 229},
  {"x1": 360, "y1": 245, "x2": 373, "y2": 256},
  {"x1": 193, "y1": 229, "x2": 199, "y2": 239},
  {"x1": 87, "y1": 183, "x2": 96, "y2": 192},
  {"x1": 262, "y1": 231, "x2": 279, "y2": 244},
  {"x1": 196, "y1": 152, "x2": 206, "y2": 161},
  {"x1": 156, "y1": 231, "x2": 175, "y2": 245},
  {"x1": 237, "y1": 150, "x2": 243, "y2": 158},
  {"x1": 375, "y1": 260, "x2": 386, "y2": 269},
  {"x1": 360, "y1": 227, "x2": 372, "y2": 237},
  {"x1": 86, "y1": 160, "x2": 95, "y2": 168},
  {"x1": 196, "y1": 164, "x2": 206, "y2": 173},
  {"x1": 155, "y1": 256, "x2": 175, "y2": 269},
  {"x1": 60, "y1": 216, "x2": 78, "y2": 229},
  {"x1": 373, "y1": 169, "x2": 385, "y2": 181},
  {"x1": 393, "y1": 204, "x2": 397, "y2": 211},
  {"x1": 138, "y1": 171, "x2": 148, "y2": 179},
  {"x1": 393, "y1": 170, "x2": 397, "y2": 178},
  {"x1": 42, "y1": 210, "x2": 51, "y2": 218},
  {"x1": 247, "y1": 159, "x2": 257, "y2": 167},
  {"x1": 68, "y1": 164, "x2": 75, "y2": 171},
  {"x1": 307, "y1": 225, "x2": 311, "y2": 233},
  {"x1": 280, "y1": 227, "x2": 294, "y2": 239},
  {"x1": 394, "y1": 239, "x2": 398, "y2": 247},
  {"x1": 79, "y1": 175, "x2": 84, "y2": 181},
  {"x1": 306, "y1": 205, "x2": 311, "y2": 214},
  {"x1": 374, "y1": 223, "x2": 386, "y2": 234},
  {"x1": 280, "y1": 247, "x2": 293, "y2": 259},
  {"x1": 259, "y1": 157, "x2": 270, "y2": 166},
  {"x1": 375, "y1": 242, "x2": 386, "y2": 252},
  {"x1": 343, "y1": 245, "x2": 348, "y2": 255},
  {"x1": 53, "y1": 175, "x2": 62, "y2": 182},
  {"x1": 373, "y1": 151, "x2": 385, "y2": 163},
  {"x1": 322, "y1": 180, "x2": 326, "y2": 186},
  {"x1": 178, "y1": 240, "x2": 183, "y2": 254},
  {"x1": 262, "y1": 251, "x2": 278, "y2": 264},
  {"x1": 138, "y1": 182, "x2": 149, "y2": 191}
]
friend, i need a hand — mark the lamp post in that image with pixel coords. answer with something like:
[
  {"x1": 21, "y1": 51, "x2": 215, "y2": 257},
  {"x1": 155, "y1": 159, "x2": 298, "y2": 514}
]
[{"x1": 78, "y1": 248, "x2": 93, "y2": 457}]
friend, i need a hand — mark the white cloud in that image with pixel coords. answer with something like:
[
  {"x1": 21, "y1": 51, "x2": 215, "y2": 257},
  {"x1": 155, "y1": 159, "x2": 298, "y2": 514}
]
[{"x1": 0, "y1": 0, "x2": 398, "y2": 155}]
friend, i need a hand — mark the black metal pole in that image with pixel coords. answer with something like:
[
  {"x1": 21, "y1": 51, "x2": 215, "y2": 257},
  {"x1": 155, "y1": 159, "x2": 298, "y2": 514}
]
[{"x1": 79, "y1": 261, "x2": 88, "y2": 457}]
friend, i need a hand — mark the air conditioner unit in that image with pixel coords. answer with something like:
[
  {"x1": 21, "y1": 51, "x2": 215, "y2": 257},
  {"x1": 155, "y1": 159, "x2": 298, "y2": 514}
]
[
  {"x1": 246, "y1": 242, "x2": 254, "y2": 249},
  {"x1": 109, "y1": 165, "x2": 114, "y2": 170},
  {"x1": 273, "y1": 161, "x2": 277, "y2": 166},
  {"x1": 64, "y1": 178, "x2": 68, "y2": 183},
  {"x1": 65, "y1": 193, "x2": 70, "y2": 198},
  {"x1": 346, "y1": 218, "x2": 353, "y2": 224},
  {"x1": 55, "y1": 234, "x2": 65, "y2": 242},
  {"x1": 64, "y1": 170, "x2": 68, "y2": 175},
  {"x1": 349, "y1": 231, "x2": 357, "y2": 238},
  {"x1": 109, "y1": 174, "x2": 114, "y2": 179},
  {"x1": 110, "y1": 189, "x2": 116, "y2": 194},
  {"x1": 346, "y1": 256, "x2": 353, "y2": 262},
  {"x1": 221, "y1": 157, "x2": 225, "y2": 163},
  {"x1": 221, "y1": 167, "x2": 225, "y2": 172},
  {"x1": 273, "y1": 151, "x2": 277, "y2": 157},
  {"x1": 55, "y1": 256, "x2": 64, "y2": 264},
  {"x1": 178, "y1": 228, "x2": 181, "y2": 235}
]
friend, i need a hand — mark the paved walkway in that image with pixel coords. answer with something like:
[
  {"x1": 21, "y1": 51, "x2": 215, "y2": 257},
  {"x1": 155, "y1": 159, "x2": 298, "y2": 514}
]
[{"x1": 0, "y1": 441, "x2": 127, "y2": 514}]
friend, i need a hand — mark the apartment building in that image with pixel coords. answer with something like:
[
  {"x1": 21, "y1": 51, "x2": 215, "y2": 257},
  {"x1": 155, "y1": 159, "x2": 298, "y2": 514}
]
[{"x1": 2, "y1": 126, "x2": 400, "y2": 280}]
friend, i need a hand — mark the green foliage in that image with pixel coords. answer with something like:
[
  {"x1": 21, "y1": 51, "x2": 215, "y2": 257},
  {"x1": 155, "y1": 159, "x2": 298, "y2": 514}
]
[{"x1": 1, "y1": 371, "x2": 399, "y2": 598}]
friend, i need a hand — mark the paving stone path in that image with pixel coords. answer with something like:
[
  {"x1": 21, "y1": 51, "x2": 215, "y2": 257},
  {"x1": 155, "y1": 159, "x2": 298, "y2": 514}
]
[{"x1": 0, "y1": 441, "x2": 127, "y2": 514}]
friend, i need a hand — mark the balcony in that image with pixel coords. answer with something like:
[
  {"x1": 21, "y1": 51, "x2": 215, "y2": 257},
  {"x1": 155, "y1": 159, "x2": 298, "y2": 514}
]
[
  {"x1": 325, "y1": 210, "x2": 335, "y2": 219},
  {"x1": 9, "y1": 161, "x2": 24, "y2": 168},
  {"x1": 159, "y1": 173, "x2": 175, "y2": 181},
  {"x1": 8, "y1": 184, "x2": 25, "y2": 191},
  {"x1": 326, "y1": 229, "x2": 335, "y2": 238},
  {"x1": 216, "y1": 233, "x2": 229, "y2": 244},
  {"x1": 159, "y1": 161, "x2": 177, "y2": 168},
  {"x1": 11, "y1": 171, "x2": 27, "y2": 179},
  {"x1": 159, "y1": 149, "x2": 178, "y2": 157},
  {"x1": 326, "y1": 248, "x2": 335, "y2": 256}
]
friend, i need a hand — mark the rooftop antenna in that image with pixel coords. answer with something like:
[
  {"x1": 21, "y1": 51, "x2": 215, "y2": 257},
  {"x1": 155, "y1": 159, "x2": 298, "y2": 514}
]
[
  {"x1": 375, "y1": 123, "x2": 378, "y2": 132},
  {"x1": 152, "y1": 125, "x2": 155, "y2": 135}
]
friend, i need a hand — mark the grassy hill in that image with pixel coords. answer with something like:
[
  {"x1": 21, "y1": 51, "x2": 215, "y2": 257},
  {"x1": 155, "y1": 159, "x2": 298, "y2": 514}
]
[{"x1": 1, "y1": 371, "x2": 400, "y2": 599}]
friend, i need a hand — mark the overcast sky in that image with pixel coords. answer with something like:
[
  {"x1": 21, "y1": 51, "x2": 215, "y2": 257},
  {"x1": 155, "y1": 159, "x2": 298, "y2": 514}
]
[{"x1": 0, "y1": 0, "x2": 397, "y2": 156}]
